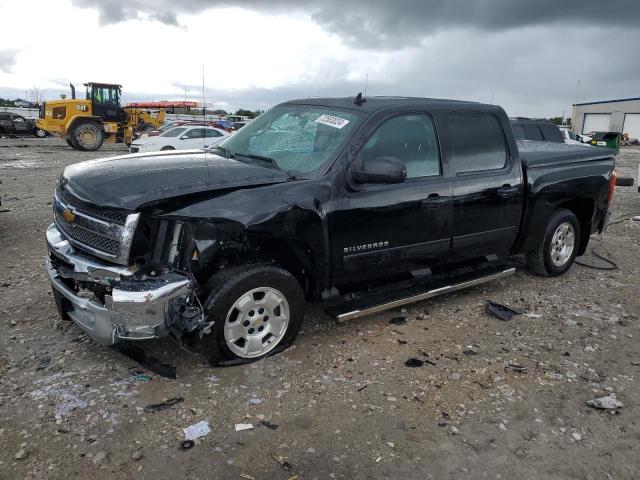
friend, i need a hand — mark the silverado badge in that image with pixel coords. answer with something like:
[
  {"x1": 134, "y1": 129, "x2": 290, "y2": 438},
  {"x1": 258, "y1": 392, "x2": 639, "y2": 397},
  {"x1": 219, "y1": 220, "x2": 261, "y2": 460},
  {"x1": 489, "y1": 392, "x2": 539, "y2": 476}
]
[{"x1": 62, "y1": 207, "x2": 76, "y2": 223}]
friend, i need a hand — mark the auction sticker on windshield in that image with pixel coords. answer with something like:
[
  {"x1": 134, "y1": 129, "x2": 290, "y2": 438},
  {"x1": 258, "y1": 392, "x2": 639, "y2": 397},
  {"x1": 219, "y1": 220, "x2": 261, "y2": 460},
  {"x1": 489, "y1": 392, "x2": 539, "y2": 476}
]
[{"x1": 314, "y1": 114, "x2": 350, "y2": 129}]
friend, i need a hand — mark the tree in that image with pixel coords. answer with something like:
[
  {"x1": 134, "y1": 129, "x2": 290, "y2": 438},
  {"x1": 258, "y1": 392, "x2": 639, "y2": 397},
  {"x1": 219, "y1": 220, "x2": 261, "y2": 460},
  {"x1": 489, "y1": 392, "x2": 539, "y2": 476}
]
[
  {"x1": 213, "y1": 109, "x2": 228, "y2": 115},
  {"x1": 234, "y1": 109, "x2": 263, "y2": 119}
]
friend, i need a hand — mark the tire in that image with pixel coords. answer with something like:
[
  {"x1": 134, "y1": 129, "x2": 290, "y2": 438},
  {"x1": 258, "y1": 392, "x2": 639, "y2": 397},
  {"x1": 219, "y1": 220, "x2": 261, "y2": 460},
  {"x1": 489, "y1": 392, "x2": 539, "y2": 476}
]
[
  {"x1": 527, "y1": 209, "x2": 580, "y2": 276},
  {"x1": 72, "y1": 122, "x2": 103, "y2": 151},
  {"x1": 34, "y1": 128, "x2": 47, "y2": 138},
  {"x1": 160, "y1": 146, "x2": 175, "y2": 151},
  {"x1": 65, "y1": 138, "x2": 79, "y2": 149},
  {"x1": 201, "y1": 262, "x2": 305, "y2": 365}
]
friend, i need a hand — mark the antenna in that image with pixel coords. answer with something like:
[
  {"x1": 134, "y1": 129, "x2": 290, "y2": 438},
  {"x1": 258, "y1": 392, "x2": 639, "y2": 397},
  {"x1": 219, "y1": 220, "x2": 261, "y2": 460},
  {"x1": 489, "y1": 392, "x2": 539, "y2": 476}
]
[
  {"x1": 354, "y1": 92, "x2": 367, "y2": 106},
  {"x1": 364, "y1": 73, "x2": 368, "y2": 96},
  {"x1": 202, "y1": 65, "x2": 206, "y2": 148}
]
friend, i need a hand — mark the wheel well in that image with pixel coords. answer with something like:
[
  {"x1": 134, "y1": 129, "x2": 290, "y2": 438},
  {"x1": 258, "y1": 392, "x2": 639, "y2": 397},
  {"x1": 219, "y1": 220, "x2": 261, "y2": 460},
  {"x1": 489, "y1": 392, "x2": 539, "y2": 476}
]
[
  {"x1": 252, "y1": 238, "x2": 317, "y2": 301},
  {"x1": 556, "y1": 198, "x2": 594, "y2": 255}
]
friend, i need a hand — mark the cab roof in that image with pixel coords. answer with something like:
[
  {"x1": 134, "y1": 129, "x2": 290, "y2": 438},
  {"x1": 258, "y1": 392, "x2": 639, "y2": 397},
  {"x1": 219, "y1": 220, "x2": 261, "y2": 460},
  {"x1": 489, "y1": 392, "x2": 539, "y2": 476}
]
[{"x1": 283, "y1": 95, "x2": 497, "y2": 114}]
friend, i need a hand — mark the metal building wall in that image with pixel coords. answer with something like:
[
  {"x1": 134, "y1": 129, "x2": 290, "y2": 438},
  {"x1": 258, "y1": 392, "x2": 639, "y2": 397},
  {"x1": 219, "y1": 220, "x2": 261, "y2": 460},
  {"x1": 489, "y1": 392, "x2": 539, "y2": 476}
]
[{"x1": 572, "y1": 99, "x2": 640, "y2": 134}]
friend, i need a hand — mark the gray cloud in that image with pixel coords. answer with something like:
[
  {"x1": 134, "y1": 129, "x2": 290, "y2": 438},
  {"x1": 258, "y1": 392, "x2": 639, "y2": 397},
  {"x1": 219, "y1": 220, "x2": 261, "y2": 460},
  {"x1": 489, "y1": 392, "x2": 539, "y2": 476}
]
[
  {"x1": 71, "y1": 0, "x2": 640, "y2": 46},
  {"x1": 0, "y1": 49, "x2": 19, "y2": 73}
]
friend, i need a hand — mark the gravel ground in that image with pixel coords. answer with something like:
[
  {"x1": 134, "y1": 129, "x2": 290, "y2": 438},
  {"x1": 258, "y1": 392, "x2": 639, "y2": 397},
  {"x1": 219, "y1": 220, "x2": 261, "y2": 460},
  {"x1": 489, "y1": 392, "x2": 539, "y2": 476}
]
[{"x1": 1, "y1": 137, "x2": 639, "y2": 480}]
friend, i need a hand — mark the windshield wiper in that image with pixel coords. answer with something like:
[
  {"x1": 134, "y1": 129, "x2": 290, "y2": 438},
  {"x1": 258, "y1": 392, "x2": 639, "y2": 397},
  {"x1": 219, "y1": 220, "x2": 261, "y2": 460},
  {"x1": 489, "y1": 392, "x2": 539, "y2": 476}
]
[
  {"x1": 208, "y1": 145, "x2": 231, "y2": 158},
  {"x1": 232, "y1": 152, "x2": 281, "y2": 170}
]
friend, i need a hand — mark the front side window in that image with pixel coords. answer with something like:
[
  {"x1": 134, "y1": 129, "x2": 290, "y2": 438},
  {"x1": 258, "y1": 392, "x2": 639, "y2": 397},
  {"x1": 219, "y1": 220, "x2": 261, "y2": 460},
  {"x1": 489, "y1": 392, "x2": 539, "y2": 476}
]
[
  {"x1": 361, "y1": 115, "x2": 440, "y2": 178},
  {"x1": 218, "y1": 105, "x2": 360, "y2": 174},
  {"x1": 160, "y1": 127, "x2": 187, "y2": 138},
  {"x1": 93, "y1": 86, "x2": 118, "y2": 104},
  {"x1": 447, "y1": 113, "x2": 507, "y2": 173},
  {"x1": 540, "y1": 124, "x2": 563, "y2": 142}
]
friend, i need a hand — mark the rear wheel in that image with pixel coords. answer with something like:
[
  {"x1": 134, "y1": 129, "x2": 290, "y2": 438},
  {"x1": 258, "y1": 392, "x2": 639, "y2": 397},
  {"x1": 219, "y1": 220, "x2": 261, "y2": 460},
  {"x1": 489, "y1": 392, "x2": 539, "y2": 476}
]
[
  {"x1": 72, "y1": 122, "x2": 103, "y2": 151},
  {"x1": 527, "y1": 209, "x2": 580, "y2": 276},
  {"x1": 160, "y1": 146, "x2": 175, "y2": 151},
  {"x1": 201, "y1": 262, "x2": 305, "y2": 365},
  {"x1": 65, "y1": 138, "x2": 78, "y2": 149}
]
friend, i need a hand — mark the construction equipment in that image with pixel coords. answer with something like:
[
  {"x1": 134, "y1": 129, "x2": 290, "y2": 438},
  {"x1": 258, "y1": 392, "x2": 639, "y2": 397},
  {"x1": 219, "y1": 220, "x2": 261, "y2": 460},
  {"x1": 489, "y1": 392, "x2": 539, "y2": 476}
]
[{"x1": 36, "y1": 82, "x2": 165, "y2": 151}]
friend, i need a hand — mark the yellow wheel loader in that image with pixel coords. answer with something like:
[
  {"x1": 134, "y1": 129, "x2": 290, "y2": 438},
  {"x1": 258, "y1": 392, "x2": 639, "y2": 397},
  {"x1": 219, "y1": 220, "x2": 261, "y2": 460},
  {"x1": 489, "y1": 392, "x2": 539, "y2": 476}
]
[{"x1": 36, "y1": 83, "x2": 165, "y2": 151}]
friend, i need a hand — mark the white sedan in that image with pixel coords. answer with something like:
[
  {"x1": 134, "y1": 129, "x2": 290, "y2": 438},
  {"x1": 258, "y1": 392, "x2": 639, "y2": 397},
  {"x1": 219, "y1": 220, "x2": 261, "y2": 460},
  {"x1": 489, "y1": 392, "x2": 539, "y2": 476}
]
[{"x1": 130, "y1": 126, "x2": 228, "y2": 153}]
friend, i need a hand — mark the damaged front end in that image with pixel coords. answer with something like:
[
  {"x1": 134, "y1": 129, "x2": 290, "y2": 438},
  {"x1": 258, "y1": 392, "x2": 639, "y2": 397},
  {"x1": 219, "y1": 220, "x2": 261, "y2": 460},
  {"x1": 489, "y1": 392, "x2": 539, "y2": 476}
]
[{"x1": 44, "y1": 180, "x2": 232, "y2": 346}]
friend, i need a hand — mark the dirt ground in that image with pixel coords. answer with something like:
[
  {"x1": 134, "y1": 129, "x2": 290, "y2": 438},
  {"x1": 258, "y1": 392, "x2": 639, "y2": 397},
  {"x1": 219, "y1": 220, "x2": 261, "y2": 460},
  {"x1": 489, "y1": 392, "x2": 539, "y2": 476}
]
[{"x1": 0, "y1": 137, "x2": 639, "y2": 480}]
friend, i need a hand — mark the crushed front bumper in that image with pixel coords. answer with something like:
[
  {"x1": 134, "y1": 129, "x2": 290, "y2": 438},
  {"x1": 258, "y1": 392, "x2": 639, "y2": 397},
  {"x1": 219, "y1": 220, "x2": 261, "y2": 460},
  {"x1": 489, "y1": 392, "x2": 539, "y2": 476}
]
[{"x1": 45, "y1": 223, "x2": 192, "y2": 345}]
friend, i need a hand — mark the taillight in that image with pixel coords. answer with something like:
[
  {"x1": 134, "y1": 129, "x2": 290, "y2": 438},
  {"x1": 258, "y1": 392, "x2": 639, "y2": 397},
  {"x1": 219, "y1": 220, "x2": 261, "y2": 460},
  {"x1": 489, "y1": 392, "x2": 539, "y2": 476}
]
[{"x1": 607, "y1": 170, "x2": 617, "y2": 204}]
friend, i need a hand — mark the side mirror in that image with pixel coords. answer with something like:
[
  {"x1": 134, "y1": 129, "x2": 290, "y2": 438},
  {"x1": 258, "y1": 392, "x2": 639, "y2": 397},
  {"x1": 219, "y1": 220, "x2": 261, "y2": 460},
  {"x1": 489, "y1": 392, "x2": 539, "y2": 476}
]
[
  {"x1": 180, "y1": 135, "x2": 188, "y2": 140},
  {"x1": 351, "y1": 156, "x2": 407, "y2": 184}
]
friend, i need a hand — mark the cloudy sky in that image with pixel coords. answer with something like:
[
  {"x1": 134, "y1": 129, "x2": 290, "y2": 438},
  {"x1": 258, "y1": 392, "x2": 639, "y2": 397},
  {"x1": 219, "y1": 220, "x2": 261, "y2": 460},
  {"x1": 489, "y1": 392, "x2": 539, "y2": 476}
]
[{"x1": 0, "y1": 0, "x2": 638, "y2": 117}]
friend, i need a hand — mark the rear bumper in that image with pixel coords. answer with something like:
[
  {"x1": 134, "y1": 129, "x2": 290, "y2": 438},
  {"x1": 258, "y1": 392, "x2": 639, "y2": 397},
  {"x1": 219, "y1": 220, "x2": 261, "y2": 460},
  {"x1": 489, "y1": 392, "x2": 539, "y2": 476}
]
[{"x1": 46, "y1": 223, "x2": 191, "y2": 345}]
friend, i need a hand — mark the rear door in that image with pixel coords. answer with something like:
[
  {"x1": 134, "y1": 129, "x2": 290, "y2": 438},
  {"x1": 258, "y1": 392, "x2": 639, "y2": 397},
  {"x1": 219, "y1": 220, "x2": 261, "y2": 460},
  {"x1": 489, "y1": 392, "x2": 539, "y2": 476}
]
[
  {"x1": 445, "y1": 112, "x2": 522, "y2": 260},
  {"x1": 330, "y1": 113, "x2": 453, "y2": 286},
  {"x1": 180, "y1": 127, "x2": 207, "y2": 149}
]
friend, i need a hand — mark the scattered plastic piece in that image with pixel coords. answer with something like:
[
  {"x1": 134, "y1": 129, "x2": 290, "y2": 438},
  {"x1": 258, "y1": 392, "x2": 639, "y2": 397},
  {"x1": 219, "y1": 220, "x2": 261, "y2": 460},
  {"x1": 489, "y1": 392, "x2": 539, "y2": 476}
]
[
  {"x1": 463, "y1": 345, "x2": 479, "y2": 356},
  {"x1": 36, "y1": 357, "x2": 51, "y2": 370},
  {"x1": 258, "y1": 421, "x2": 279, "y2": 431},
  {"x1": 207, "y1": 375, "x2": 221, "y2": 383},
  {"x1": 184, "y1": 420, "x2": 210, "y2": 440},
  {"x1": 485, "y1": 301, "x2": 526, "y2": 321},
  {"x1": 405, "y1": 358, "x2": 424, "y2": 367},
  {"x1": 133, "y1": 373, "x2": 152, "y2": 382},
  {"x1": 178, "y1": 440, "x2": 194, "y2": 451},
  {"x1": 235, "y1": 423, "x2": 254, "y2": 432},
  {"x1": 587, "y1": 394, "x2": 624, "y2": 413},
  {"x1": 248, "y1": 397, "x2": 264, "y2": 405},
  {"x1": 144, "y1": 397, "x2": 184, "y2": 413}
]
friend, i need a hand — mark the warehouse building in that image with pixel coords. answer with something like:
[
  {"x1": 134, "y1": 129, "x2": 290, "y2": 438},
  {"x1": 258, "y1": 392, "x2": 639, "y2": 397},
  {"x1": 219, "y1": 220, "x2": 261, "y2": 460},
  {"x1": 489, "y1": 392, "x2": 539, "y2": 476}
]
[{"x1": 572, "y1": 97, "x2": 640, "y2": 139}]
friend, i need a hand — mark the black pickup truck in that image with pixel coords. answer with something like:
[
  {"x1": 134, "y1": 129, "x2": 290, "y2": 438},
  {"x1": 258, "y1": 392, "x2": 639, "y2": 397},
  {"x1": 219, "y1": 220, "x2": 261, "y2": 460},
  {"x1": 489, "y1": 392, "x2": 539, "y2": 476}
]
[{"x1": 45, "y1": 96, "x2": 617, "y2": 364}]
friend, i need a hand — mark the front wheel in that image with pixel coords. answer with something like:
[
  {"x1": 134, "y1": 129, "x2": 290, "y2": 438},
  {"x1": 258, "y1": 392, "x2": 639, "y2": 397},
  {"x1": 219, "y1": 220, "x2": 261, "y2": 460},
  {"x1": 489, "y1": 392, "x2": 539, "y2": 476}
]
[
  {"x1": 72, "y1": 122, "x2": 103, "y2": 151},
  {"x1": 34, "y1": 128, "x2": 47, "y2": 138},
  {"x1": 527, "y1": 209, "x2": 580, "y2": 276},
  {"x1": 201, "y1": 262, "x2": 305, "y2": 365},
  {"x1": 160, "y1": 146, "x2": 175, "y2": 151}
]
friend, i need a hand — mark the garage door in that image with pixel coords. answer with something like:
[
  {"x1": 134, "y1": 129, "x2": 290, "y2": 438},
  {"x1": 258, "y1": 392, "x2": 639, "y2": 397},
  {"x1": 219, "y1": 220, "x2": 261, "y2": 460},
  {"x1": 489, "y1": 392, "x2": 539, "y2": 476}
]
[
  {"x1": 582, "y1": 113, "x2": 611, "y2": 134},
  {"x1": 623, "y1": 114, "x2": 640, "y2": 139}
]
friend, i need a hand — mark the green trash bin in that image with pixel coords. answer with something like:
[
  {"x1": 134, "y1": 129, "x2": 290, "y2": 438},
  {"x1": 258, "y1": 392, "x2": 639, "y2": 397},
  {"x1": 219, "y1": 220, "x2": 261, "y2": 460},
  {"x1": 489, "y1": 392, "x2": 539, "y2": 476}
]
[{"x1": 590, "y1": 131, "x2": 621, "y2": 154}]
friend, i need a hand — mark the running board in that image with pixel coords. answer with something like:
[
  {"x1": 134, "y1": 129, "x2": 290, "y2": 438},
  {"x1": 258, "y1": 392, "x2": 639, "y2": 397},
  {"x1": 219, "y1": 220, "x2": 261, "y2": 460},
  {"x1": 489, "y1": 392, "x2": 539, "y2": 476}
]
[{"x1": 334, "y1": 267, "x2": 516, "y2": 323}]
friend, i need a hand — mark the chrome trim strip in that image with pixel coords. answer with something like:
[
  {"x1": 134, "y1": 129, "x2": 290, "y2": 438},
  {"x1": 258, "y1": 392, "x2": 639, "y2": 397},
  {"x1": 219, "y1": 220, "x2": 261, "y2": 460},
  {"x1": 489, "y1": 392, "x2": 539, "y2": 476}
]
[{"x1": 336, "y1": 268, "x2": 516, "y2": 322}]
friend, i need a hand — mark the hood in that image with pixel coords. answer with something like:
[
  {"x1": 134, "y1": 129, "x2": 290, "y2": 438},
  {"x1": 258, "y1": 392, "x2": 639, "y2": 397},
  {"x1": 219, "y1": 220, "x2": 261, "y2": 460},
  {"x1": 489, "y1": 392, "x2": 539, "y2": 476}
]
[{"x1": 62, "y1": 150, "x2": 290, "y2": 210}]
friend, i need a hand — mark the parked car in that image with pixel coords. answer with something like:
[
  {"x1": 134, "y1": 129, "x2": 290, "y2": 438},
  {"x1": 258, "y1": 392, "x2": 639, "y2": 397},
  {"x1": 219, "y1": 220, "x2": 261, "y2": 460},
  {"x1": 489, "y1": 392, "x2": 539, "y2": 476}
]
[
  {"x1": 0, "y1": 112, "x2": 47, "y2": 137},
  {"x1": 510, "y1": 118, "x2": 564, "y2": 143},
  {"x1": 46, "y1": 96, "x2": 616, "y2": 365},
  {"x1": 129, "y1": 125, "x2": 228, "y2": 153}
]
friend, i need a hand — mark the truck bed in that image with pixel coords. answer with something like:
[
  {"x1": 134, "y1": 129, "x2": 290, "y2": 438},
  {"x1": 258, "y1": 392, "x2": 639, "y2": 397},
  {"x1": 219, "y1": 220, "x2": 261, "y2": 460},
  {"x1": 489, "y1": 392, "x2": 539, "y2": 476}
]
[{"x1": 518, "y1": 140, "x2": 615, "y2": 168}]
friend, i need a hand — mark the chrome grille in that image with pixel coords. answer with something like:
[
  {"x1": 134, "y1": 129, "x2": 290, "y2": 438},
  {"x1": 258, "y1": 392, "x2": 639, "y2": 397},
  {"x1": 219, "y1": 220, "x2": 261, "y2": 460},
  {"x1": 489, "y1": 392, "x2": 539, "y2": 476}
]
[
  {"x1": 53, "y1": 187, "x2": 139, "y2": 265},
  {"x1": 56, "y1": 186, "x2": 128, "y2": 225},
  {"x1": 54, "y1": 208, "x2": 120, "y2": 256}
]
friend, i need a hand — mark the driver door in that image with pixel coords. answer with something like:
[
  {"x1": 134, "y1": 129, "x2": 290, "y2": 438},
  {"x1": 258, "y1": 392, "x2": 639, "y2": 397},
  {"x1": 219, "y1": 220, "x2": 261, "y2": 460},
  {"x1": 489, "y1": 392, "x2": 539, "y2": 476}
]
[
  {"x1": 330, "y1": 113, "x2": 453, "y2": 286},
  {"x1": 12, "y1": 115, "x2": 30, "y2": 134}
]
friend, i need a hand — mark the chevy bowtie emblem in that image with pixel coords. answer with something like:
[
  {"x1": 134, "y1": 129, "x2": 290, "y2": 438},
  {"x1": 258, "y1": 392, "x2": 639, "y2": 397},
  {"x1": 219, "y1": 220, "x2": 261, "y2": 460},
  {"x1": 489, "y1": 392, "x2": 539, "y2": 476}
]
[{"x1": 62, "y1": 208, "x2": 76, "y2": 223}]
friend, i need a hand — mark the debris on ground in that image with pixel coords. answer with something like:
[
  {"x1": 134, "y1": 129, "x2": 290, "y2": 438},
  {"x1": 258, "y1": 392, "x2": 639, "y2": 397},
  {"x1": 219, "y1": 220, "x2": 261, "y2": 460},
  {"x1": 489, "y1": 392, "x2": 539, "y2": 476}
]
[
  {"x1": 405, "y1": 357, "x2": 424, "y2": 367},
  {"x1": 184, "y1": 420, "x2": 210, "y2": 440},
  {"x1": 35, "y1": 357, "x2": 50, "y2": 370},
  {"x1": 235, "y1": 423, "x2": 254, "y2": 432},
  {"x1": 179, "y1": 440, "x2": 195, "y2": 451},
  {"x1": 505, "y1": 362, "x2": 528, "y2": 373},
  {"x1": 131, "y1": 450, "x2": 143, "y2": 461},
  {"x1": 463, "y1": 345, "x2": 479, "y2": 356},
  {"x1": 144, "y1": 397, "x2": 185, "y2": 413},
  {"x1": 389, "y1": 313, "x2": 408, "y2": 325},
  {"x1": 248, "y1": 397, "x2": 264, "y2": 405},
  {"x1": 239, "y1": 474, "x2": 256, "y2": 480},
  {"x1": 587, "y1": 394, "x2": 624, "y2": 413},
  {"x1": 117, "y1": 344, "x2": 177, "y2": 379},
  {"x1": 258, "y1": 420, "x2": 279, "y2": 430},
  {"x1": 485, "y1": 301, "x2": 526, "y2": 321},
  {"x1": 14, "y1": 449, "x2": 28, "y2": 460},
  {"x1": 271, "y1": 453, "x2": 292, "y2": 471}
]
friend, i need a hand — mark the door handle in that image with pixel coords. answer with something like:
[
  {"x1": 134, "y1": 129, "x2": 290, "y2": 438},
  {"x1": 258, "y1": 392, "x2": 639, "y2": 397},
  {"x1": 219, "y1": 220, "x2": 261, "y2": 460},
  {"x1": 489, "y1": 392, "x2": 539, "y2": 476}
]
[
  {"x1": 497, "y1": 185, "x2": 518, "y2": 198},
  {"x1": 421, "y1": 195, "x2": 449, "y2": 209}
]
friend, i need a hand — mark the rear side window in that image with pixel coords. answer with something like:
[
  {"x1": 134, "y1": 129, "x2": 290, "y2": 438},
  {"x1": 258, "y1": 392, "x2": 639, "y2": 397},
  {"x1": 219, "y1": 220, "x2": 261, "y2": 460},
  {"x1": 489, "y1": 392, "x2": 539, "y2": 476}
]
[
  {"x1": 539, "y1": 124, "x2": 564, "y2": 142},
  {"x1": 523, "y1": 125, "x2": 543, "y2": 141},
  {"x1": 160, "y1": 127, "x2": 187, "y2": 137},
  {"x1": 447, "y1": 113, "x2": 507, "y2": 173},
  {"x1": 0, "y1": 114, "x2": 9, "y2": 120}
]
